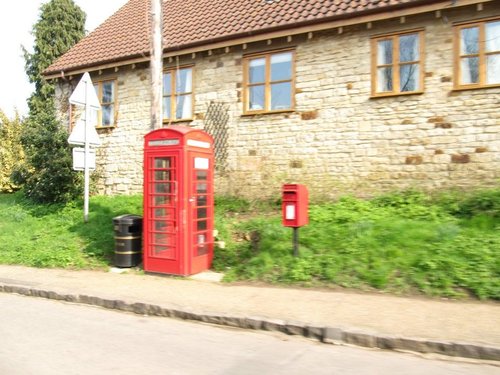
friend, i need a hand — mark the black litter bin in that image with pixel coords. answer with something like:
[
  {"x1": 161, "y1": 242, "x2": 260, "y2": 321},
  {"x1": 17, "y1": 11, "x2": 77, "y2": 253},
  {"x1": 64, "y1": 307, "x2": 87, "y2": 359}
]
[{"x1": 113, "y1": 214, "x2": 143, "y2": 267}]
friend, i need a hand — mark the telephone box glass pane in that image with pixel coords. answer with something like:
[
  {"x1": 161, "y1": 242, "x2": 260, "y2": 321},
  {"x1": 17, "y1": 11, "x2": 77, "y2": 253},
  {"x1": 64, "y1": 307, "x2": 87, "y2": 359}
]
[
  {"x1": 153, "y1": 245, "x2": 175, "y2": 259},
  {"x1": 196, "y1": 183, "x2": 207, "y2": 193},
  {"x1": 154, "y1": 183, "x2": 173, "y2": 194},
  {"x1": 197, "y1": 208, "x2": 207, "y2": 219},
  {"x1": 196, "y1": 171, "x2": 208, "y2": 180},
  {"x1": 154, "y1": 195, "x2": 173, "y2": 206},
  {"x1": 155, "y1": 158, "x2": 171, "y2": 169},
  {"x1": 155, "y1": 170, "x2": 171, "y2": 181},
  {"x1": 197, "y1": 195, "x2": 207, "y2": 206},
  {"x1": 154, "y1": 221, "x2": 168, "y2": 231},
  {"x1": 154, "y1": 208, "x2": 167, "y2": 217},
  {"x1": 197, "y1": 220, "x2": 207, "y2": 231}
]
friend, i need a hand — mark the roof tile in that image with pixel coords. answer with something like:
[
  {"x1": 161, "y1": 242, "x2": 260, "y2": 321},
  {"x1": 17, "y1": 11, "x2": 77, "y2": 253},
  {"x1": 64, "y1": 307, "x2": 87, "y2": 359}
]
[{"x1": 45, "y1": 0, "x2": 428, "y2": 75}]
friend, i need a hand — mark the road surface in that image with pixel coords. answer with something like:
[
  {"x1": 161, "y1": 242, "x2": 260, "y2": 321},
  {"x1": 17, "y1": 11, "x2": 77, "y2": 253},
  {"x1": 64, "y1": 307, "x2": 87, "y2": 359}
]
[{"x1": 0, "y1": 293, "x2": 498, "y2": 375}]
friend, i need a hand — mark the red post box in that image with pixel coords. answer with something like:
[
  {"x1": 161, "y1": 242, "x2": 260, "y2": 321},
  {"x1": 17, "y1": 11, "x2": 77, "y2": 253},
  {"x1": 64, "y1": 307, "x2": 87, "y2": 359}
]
[
  {"x1": 282, "y1": 184, "x2": 309, "y2": 227},
  {"x1": 143, "y1": 126, "x2": 214, "y2": 276}
]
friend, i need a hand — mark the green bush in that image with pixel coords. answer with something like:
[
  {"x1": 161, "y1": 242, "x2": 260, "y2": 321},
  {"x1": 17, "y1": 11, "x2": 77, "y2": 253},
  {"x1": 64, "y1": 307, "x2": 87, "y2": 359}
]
[{"x1": 0, "y1": 111, "x2": 25, "y2": 192}]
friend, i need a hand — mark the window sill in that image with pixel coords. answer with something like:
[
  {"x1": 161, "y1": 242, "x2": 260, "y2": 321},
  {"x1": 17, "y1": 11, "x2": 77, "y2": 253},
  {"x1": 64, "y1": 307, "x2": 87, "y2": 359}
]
[
  {"x1": 96, "y1": 125, "x2": 116, "y2": 130},
  {"x1": 452, "y1": 83, "x2": 500, "y2": 92},
  {"x1": 162, "y1": 118, "x2": 194, "y2": 124},
  {"x1": 241, "y1": 109, "x2": 295, "y2": 117},
  {"x1": 370, "y1": 91, "x2": 424, "y2": 99}
]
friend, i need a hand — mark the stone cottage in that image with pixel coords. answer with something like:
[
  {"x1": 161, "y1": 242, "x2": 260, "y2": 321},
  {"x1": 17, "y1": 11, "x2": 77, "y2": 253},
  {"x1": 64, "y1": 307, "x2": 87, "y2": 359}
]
[{"x1": 44, "y1": 0, "x2": 500, "y2": 199}]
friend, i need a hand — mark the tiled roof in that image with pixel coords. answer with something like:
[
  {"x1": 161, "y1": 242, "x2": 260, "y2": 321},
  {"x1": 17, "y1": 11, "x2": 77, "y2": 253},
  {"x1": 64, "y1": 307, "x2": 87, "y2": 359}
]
[{"x1": 45, "y1": 0, "x2": 429, "y2": 76}]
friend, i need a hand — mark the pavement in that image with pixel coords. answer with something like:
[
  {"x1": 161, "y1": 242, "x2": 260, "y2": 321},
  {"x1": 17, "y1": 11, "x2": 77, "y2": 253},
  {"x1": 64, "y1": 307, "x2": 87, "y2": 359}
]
[{"x1": 0, "y1": 264, "x2": 499, "y2": 362}]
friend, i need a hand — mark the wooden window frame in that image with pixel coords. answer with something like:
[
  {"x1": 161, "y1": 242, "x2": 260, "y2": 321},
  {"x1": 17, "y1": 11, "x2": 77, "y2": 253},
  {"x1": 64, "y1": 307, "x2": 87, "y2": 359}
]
[
  {"x1": 453, "y1": 17, "x2": 500, "y2": 90},
  {"x1": 242, "y1": 48, "x2": 296, "y2": 115},
  {"x1": 162, "y1": 65, "x2": 194, "y2": 123},
  {"x1": 93, "y1": 78, "x2": 117, "y2": 128},
  {"x1": 371, "y1": 29, "x2": 425, "y2": 97}
]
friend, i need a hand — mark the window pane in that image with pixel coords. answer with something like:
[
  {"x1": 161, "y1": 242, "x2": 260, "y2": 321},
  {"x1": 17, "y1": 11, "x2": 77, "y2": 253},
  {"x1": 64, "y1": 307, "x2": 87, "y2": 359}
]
[
  {"x1": 163, "y1": 97, "x2": 171, "y2": 119},
  {"x1": 102, "y1": 82, "x2": 114, "y2": 103},
  {"x1": 399, "y1": 34, "x2": 419, "y2": 62},
  {"x1": 271, "y1": 52, "x2": 292, "y2": 81},
  {"x1": 271, "y1": 82, "x2": 292, "y2": 110},
  {"x1": 461, "y1": 57, "x2": 479, "y2": 84},
  {"x1": 487, "y1": 54, "x2": 500, "y2": 84},
  {"x1": 249, "y1": 85, "x2": 265, "y2": 110},
  {"x1": 486, "y1": 21, "x2": 500, "y2": 52},
  {"x1": 176, "y1": 68, "x2": 192, "y2": 93},
  {"x1": 163, "y1": 73, "x2": 171, "y2": 95},
  {"x1": 377, "y1": 67, "x2": 393, "y2": 92},
  {"x1": 176, "y1": 94, "x2": 192, "y2": 119},
  {"x1": 400, "y1": 64, "x2": 419, "y2": 92},
  {"x1": 461, "y1": 27, "x2": 479, "y2": 55},
  {"x1": 102, "y1": 105, "x2": 113, "y2": 126},
  {"x1": 249, "y1": 58, "x2": 265, "y2": 83},
  {"x1": 377, "y1": 39, "x2": 393, "y2": 65}
]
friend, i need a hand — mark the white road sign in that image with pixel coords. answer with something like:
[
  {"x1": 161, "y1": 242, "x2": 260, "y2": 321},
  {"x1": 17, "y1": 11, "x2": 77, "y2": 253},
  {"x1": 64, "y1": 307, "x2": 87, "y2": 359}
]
[
  {"x1": 68, "y1": 119, "x2": 101, "y2": 146},
  {"x1": 69, "y1": 72, "x2": 101, "y2": 109},
  {"x1": 72, "y1": 148, "x2": 96, "y2": 171}
]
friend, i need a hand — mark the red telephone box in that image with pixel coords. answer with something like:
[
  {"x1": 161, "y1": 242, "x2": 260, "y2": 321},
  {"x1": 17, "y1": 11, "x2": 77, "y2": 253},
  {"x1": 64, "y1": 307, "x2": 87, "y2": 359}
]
[{"x1": 143, "y1": 126, "x2": 214, "y2": 276}]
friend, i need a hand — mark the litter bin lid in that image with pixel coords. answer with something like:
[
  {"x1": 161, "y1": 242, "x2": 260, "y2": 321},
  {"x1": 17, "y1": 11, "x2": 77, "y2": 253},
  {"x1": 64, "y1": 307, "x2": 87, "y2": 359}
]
[{"x1": 113, "y1": 214, "x2": 143, "y2": 225}]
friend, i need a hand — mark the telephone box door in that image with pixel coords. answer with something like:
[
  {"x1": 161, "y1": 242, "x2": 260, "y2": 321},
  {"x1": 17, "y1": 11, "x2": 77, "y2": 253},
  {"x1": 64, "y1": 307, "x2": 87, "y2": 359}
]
[
  {"x1": 188, "y1": 150, "x2": 214, "y2": 274},
  {"x1": 144, "y1": 151, "x2": 183, "y2": 274}
]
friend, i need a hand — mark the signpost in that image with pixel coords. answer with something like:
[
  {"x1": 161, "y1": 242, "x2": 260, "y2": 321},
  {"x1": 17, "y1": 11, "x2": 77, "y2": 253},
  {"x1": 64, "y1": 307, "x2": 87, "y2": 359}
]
[{"x1": 68, "y1": 72, "x2": 101, "y2": 223}]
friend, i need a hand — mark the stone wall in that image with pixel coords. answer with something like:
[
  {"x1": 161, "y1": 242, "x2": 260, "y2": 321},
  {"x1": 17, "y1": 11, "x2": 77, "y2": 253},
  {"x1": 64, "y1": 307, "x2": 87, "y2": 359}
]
[{"x1": 56, "y1": 4, "x2": 499, "y2": 200}]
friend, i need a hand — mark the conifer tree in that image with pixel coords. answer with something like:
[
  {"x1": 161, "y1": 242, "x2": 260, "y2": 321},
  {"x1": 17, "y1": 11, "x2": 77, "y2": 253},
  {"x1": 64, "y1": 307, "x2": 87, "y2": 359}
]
[{"x1": 20, "y1": 0, "x2": 86, "y2": 203}]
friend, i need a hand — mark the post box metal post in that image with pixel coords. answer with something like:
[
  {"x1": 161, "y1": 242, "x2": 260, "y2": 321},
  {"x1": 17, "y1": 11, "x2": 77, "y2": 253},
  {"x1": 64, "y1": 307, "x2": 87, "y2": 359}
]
[{"x1": 282, "y1": 184, "x2": 309, "y2": 256}]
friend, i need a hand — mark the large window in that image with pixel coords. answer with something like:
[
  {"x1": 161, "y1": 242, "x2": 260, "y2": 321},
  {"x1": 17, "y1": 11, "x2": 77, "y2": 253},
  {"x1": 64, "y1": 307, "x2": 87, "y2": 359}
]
[
  {"x1": 93, "y1": 79, "x2": 116, "y2": 127},
  {"x1": 163, "y1": 67, "x2": 193, "y2": 121},
  {"x1": 371, "y1": 30, "x2": 424, "y2": 96},
  {"x1": 454, "y1": 18, "x2": 500, "y2": 88},
  {"x1": 243, "y1": 50, "x2": 294, "y2": 114}
]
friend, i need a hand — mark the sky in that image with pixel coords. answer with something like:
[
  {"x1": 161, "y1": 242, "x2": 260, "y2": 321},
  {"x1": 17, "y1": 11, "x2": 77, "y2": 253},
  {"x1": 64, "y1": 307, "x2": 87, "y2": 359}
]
[{"x1": 0, "y1": 0, "x2": 129, "y2": 118}]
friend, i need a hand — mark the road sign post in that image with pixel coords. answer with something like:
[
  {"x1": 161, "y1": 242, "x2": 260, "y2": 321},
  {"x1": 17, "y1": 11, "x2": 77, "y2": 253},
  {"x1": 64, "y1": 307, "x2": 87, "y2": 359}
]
[{"x1": 68, "y1": 72, "x2": 101, "y2": 223}]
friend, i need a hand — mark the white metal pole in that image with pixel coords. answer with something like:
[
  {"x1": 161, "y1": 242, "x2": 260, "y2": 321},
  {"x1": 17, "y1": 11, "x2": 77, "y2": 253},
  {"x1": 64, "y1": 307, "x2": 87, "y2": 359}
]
[
  {"x1": 150, "y1": 0, "x2": 163, "y2": 130},
  {"x1": 84, "y1": 79, "x2": 90, "y2": 223}
]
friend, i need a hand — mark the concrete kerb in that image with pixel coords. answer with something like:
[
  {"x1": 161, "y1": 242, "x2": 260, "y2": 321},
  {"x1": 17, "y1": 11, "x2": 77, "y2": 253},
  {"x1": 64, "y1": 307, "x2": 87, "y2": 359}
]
[{"x1": 1, "y1": 283, "x2": 499, "y2": 362}]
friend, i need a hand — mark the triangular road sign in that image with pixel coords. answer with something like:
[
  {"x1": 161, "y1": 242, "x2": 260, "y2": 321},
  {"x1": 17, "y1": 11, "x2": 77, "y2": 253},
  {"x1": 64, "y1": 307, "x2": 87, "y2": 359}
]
[
  {"x1": 68, "y1": 119, "x2": 101, "y2": 147},
  {"x1": 69, "y1": 72, "x2": 101, "y2": 109}
]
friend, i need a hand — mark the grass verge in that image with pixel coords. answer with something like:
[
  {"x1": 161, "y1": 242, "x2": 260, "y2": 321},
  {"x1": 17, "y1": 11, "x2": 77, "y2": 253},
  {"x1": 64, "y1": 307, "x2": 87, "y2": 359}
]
[{"x1": 0, "y1": 189, "x2": 498, "y2": 300}]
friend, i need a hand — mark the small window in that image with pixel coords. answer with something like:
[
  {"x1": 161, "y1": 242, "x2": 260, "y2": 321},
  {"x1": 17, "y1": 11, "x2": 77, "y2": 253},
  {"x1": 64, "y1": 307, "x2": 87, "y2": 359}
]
[
  {"x1": 454, "y1": 18, "x2": 500, "y2": 89},
  {"x1": 163, "y1": 67, "x2": 193, "y2": 121},
  {"x1": 93, "y1": 79, "x2": 117, "y2": 127},
  {"x1": 243, "y1": 50, "x2": 295, "y2": 114},
  {"x1": 371, "y1": 30, "x2": 424, "y2": 96}
]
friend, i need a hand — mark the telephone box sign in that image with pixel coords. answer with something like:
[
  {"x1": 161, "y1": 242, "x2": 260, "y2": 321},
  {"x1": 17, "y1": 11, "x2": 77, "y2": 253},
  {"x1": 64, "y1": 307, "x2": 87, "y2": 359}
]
[{"x1": 143, "y1": 126, "x2": 214, "y2": 276}]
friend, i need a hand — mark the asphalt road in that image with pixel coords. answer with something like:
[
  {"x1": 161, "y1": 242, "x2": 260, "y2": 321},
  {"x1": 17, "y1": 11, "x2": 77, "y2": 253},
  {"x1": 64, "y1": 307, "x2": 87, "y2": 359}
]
[{"x1": 0, "y1": 293, "x2": 498, "y2": 375}]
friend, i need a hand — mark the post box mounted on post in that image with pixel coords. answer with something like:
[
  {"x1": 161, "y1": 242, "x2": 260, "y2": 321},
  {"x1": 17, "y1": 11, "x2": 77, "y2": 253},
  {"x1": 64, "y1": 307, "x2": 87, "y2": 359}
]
[{"x1": 282, "y1": 184, "x2": 309, "y2": 256}]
